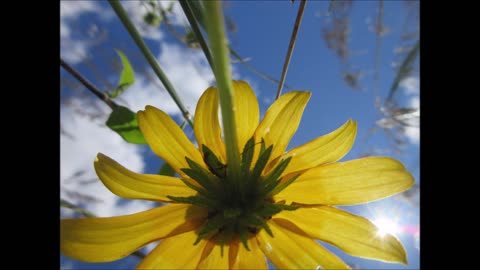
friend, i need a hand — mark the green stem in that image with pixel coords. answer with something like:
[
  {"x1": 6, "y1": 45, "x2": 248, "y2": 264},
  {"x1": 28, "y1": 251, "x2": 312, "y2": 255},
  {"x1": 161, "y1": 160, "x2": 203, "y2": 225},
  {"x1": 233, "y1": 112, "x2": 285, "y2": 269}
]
[
  {"x1": 108, "y1": 0, "x2": 193, "y2": 127},
  {"x1": 60, "y1": 58, "x2": 118, "y2": 110},
  {"x1": 179, "y1": 0, "x2": 214, "y2": 71},
  {"x1": 203, "y1": 2, "x2": 241, "y2": 183}
]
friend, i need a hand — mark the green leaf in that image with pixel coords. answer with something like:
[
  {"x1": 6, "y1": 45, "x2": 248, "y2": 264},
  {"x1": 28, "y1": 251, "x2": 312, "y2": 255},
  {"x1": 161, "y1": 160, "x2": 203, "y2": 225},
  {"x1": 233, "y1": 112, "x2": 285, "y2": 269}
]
[
  {"x1": 108, "y1": 49, "x2": 135, "y2": 98},
  {"x1": 157, "y1": 162, "x2": 175, "y2": 176},
  {"x1": 106, "y1": 106, "x2": 147, "y2": 144}
]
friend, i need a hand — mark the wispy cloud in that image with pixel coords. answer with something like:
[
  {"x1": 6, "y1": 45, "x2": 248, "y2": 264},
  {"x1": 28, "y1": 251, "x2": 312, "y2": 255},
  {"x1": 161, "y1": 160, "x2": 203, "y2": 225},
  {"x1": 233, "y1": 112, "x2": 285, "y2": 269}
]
[
  {"x1": 400, "y1": 76, "x2": 419, "y2": 96},
  {"x1": 404, "y1": 96, "x2": 420, "y2": 144},
  {"x1": 60, "y1": 1, "x2": 102, "y2": 64}
]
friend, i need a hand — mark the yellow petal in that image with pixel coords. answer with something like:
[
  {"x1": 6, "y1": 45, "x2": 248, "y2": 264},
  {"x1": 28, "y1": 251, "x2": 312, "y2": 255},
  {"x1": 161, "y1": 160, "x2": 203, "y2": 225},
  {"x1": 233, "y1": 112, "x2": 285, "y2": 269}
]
[
  {"x1": 135, "y1": 230, "x2": 208, "y2": 269},
  {"x1": 232, "y1": 80, "x2": 260, "y2": 153},
  {"x1": 257, "y1": 220, "x2": 350, "y2": 269},
  {"x1": 60, "y1": 204, "x2": 206, "y2": 262},
  {"x1": 194, "y1": 87, "x2": 226, "y2": 162},
  {"x1": 94, "y1": 153, "x2": 196, "y2": 202},
  {"x1": 197, "y1": 240, "x2": 230, "y2": 269},
  {"x1": 280, "y1": 119, "x2": 357, "y2": 175},
  {"x1": 229, "y1": 237, "x2": 268, "y2": 270},
  {"x1": 276, "y1": 157, "x2": 415, "y2": 205},
  {"x1": 275, "y1": 206, "x2": 407, "y2": 264},
  {"x1": 138, "y1": 106, "x2": 206, "y2": 178},
  {"x1": 254, "y1": 91, "x2": 311, "y2": 169}
]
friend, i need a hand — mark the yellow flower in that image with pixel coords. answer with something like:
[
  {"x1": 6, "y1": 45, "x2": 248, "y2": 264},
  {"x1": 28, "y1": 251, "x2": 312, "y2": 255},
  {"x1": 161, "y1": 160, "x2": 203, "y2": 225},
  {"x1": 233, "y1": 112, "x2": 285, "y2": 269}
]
[{"x1": 60, "y1": 80, "x2": 414, "y2": 269}]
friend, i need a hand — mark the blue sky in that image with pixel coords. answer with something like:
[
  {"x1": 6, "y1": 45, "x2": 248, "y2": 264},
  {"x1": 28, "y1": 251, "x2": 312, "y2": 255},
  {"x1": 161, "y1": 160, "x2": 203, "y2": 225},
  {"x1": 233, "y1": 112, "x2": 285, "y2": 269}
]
[{"x1": 60, "y1": 1, "x2": 419, "y2": 269}]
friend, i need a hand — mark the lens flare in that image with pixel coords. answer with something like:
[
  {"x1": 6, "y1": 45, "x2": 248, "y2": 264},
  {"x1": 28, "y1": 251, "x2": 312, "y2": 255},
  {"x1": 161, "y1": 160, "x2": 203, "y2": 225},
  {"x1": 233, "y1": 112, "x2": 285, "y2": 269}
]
[{"x1": 373, "y1": 217, "x2": 401, "y2": 237}]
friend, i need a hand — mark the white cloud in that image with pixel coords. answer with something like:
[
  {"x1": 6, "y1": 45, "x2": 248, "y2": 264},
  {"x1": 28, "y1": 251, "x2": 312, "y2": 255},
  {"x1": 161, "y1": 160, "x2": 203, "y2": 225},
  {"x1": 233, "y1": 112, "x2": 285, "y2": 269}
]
[
  {"x1": 61, "y1": 40, "x2": 217, "y2": 218},
  {"x1": 60, "y1": 96, "x2": 152, "y2": 217},
  {"x1": 60, "y1": 1, "x2": 98, "y2": 19},
  {"x1": 400, "y1": 76, "x2": 419, "y2": 95},
  {"x1": 404, "y1": 96, "x2": 420, "y2": 144},
  {"x1": 60, "y1": 1, "x2": 103, "y2": 64}
]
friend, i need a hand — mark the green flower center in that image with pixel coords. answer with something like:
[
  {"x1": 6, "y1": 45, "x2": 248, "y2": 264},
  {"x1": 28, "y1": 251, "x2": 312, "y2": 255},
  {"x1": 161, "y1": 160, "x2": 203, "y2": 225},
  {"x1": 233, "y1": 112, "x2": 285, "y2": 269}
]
[{"x1": 168, "y1": 137, "x2": 300, "y2": 251}]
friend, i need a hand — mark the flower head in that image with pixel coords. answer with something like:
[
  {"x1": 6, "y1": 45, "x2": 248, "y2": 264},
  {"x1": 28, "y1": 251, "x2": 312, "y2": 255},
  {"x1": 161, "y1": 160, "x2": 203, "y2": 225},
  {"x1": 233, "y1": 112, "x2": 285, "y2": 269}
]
[{"x1": 60, "y1": 80, "x2": 414, "y2": 269}]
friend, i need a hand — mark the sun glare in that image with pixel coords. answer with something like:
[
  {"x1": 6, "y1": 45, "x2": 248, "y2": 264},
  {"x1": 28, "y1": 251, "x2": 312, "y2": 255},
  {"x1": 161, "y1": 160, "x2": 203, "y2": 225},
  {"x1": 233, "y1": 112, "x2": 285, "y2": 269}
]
[{"x1": 373, "y1": 217, "x2": 401, "y2": 237}]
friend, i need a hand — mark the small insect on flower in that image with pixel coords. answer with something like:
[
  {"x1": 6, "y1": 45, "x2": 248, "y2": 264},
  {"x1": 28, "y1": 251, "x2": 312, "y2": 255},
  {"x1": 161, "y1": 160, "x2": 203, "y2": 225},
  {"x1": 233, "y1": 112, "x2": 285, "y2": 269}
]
[{"x1": 61, "y1": 80, "x2": 414, "y2": 269}]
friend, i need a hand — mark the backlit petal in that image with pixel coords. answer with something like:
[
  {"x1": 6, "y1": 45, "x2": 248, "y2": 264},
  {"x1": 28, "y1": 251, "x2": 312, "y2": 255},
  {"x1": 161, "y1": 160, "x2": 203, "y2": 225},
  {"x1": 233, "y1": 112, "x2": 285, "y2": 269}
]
[
  {"x1": 138, "y1": 106, "x2": 206, "y2": 178},
  {"x1": 232, "y1": 80, "x2": 260, "y2": 153},
  {"x1": 194, "y1": 87, "x2": 226, "y2": 162},
  {"x1": 60, "y1": 204, "x2": 206, "y2": 262},
  {"x1": 276, "y1": 157, "x2": 414, "y2": 205},
  {"x1": 135, "y1": 230, "x2": 207, "y2": 269},
  {"x1": 257, "y1": 220, "x2": 350, "y2": 269},
  {"x1": 229, "y1": 237, "x2": 268, "y2": 269},
  {"x1": 254, "y1": 91, "x2": 311, "y2": 170},
  {"x1": 94, "y1": 153, "x2": 196, "y2": 202},
  {"x1": 275, "y1": 206, "x2": 407, "y2": 264},
  {"x1": 280, "y1": 119, "x2": 357, "y2": 175},
  {"x1": 197, "y1": 240, "x2": 230, "y2": 269}
]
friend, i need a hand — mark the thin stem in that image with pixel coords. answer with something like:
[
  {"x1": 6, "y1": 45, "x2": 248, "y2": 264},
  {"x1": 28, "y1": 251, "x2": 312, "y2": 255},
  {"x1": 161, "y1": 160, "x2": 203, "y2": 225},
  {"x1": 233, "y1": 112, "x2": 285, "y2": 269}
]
[
  {"x1": 229, "y1": 47, "x2": 293, "y2": 91},
  {"x1": 373, "y1": 0, "x2": 383, "y2": 111},
  {"x1": 60, "y1": 198, "x2": 146, "y2": 259},
  {"x1": 60, "y1": 59, "x2": 118, "y2": 110},
  {"x1": 108, "y1": 0, "x2": 194, "y2": 127},
  {"x1": 203, "y1": 2, "x2": 241, "y2": 183},
  {"x1": 275, "y1": 0, "x2": 307, "y2": 100},
  {"x1": 179, "y1": 0, "x2": 214, "y2": 71}
]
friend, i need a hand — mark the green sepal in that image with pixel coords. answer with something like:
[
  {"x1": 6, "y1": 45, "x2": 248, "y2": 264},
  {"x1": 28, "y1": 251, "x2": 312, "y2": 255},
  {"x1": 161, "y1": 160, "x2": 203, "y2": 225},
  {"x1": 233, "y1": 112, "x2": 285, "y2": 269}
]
[
  {"x1": 157, "y1": 162, "x2": 175, "y2": 176},
  {"x1": 260, "y1": 138, "x2": 266, "y2": 154},
  {"x1": 181, "y1": 168, "x2": 214, "y2": 191},
  {"x1": 219, "y1": 224, "x2": 235, "y2": 257},
  {"x1": 257, "y1": 203, "x2": 285, "y2": 218},
  {"x1": 197, "y1": 213, "x2": 229, "y2": 239},
  {"x1": 261, "y1": 157, "x2": 292, "y2": 194},
  {"x1": 182, "y1": 157, "x2": 219, "y2": 191},
  {"x1": 240, "y1": 137, "x2": 255, "y2": 174},
  {"x1": 245, "y1": 215, "x2": 273, "y2": 237},
  {"x1": 202, "y1": 145, "x2": 226, "y2": 178},
  {"x1": 179, "y1": 178, "x2": 209, "y2": 197},
  {"x1": 250, "y1": 145, "x2": 273, "y2": 181},
  {"x1": 239, "y1": 229, "x2": 250, "y2": 251},
  {"x1": 267, "y1": 174, "x2": 301, "y2": 197},
  {"x1": 167, "y1": 195, "x2": 216, "y2": 209}
]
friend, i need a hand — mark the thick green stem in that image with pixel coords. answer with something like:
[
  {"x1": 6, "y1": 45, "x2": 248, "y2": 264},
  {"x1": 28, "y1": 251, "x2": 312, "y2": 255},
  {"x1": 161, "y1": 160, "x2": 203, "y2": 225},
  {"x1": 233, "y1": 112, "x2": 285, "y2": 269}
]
[
  {"x1": 203, "y1": 2, "x2": 241, "y2": 185},
  {"x1": 108, "y1": 0, "x2": 193, "y2": 127}
]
